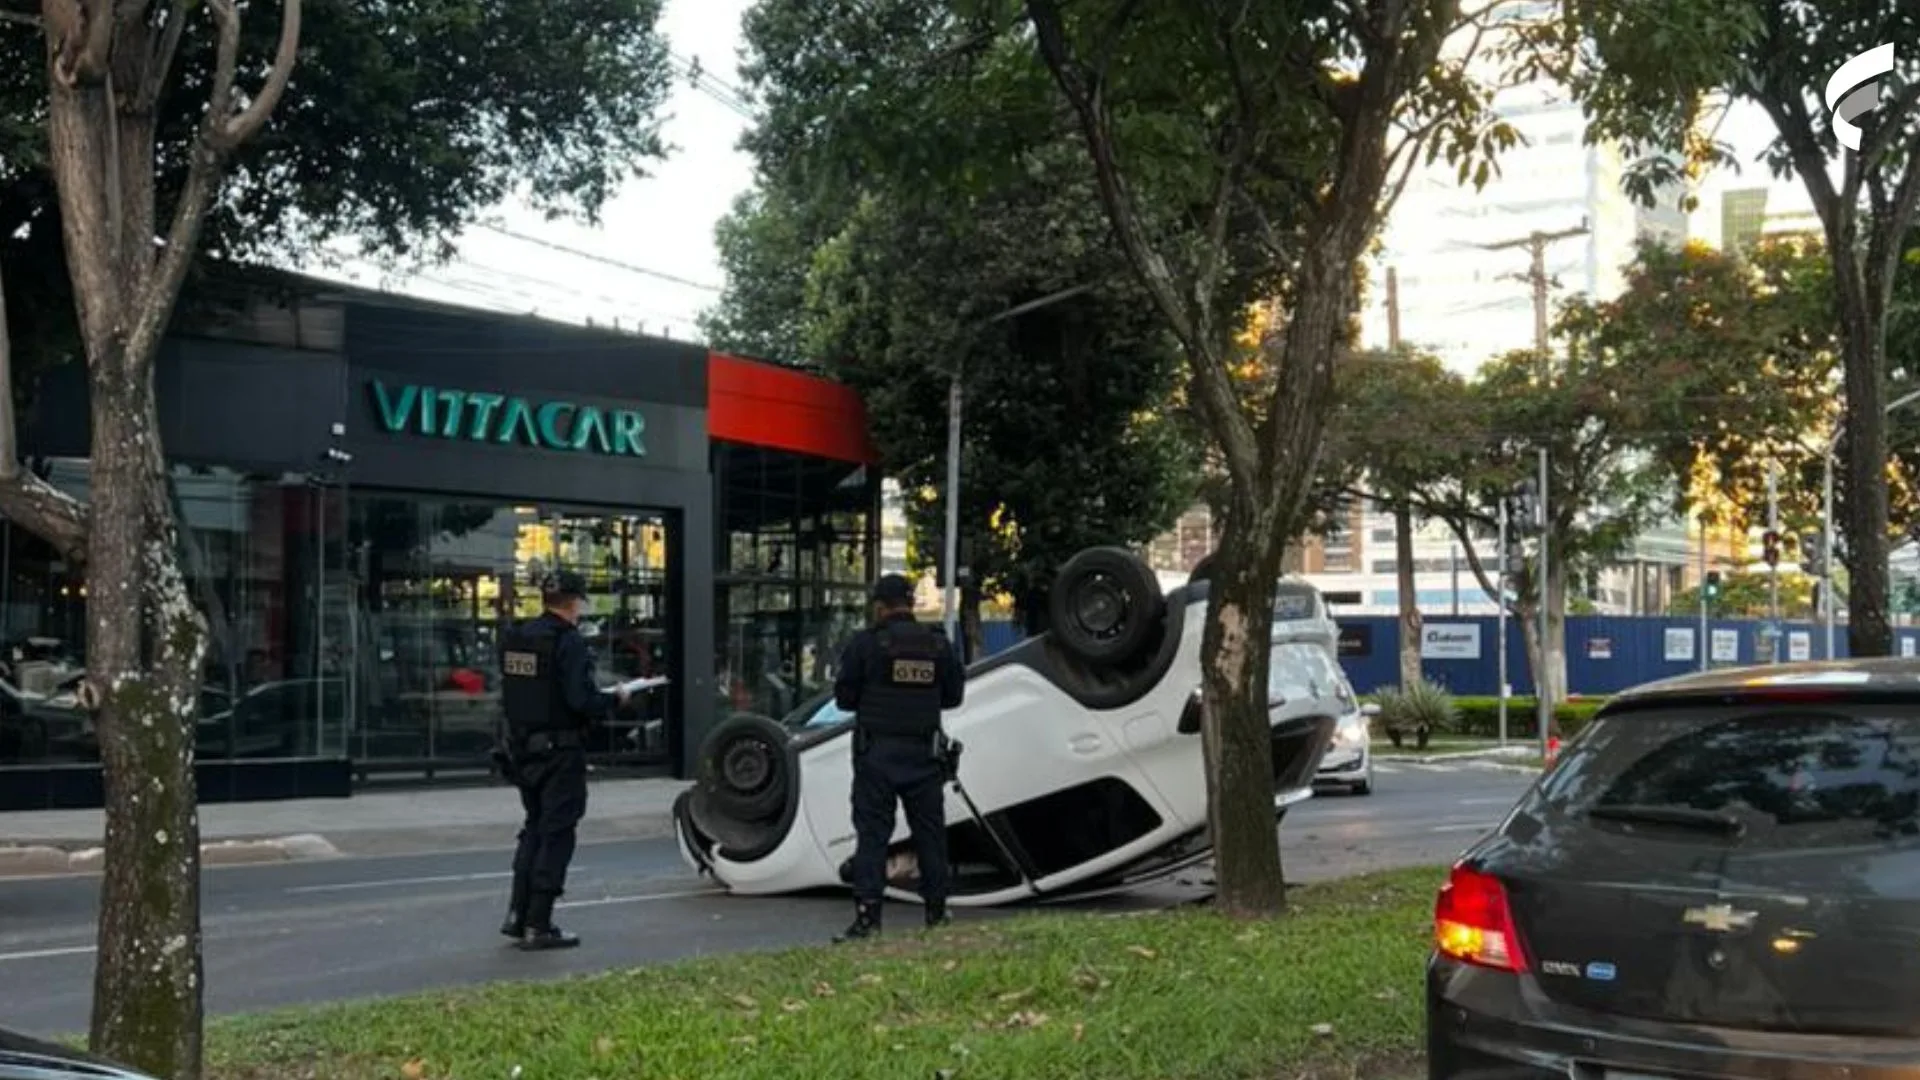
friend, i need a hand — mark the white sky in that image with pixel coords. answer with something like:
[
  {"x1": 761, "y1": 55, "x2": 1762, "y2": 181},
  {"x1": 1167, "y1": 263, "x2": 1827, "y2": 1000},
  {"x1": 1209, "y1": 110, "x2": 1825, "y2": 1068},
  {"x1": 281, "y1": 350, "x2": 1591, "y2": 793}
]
[
  {"x1": 287, "y1": 7, "x2": 1821, "y2": 355},
  {"x1": 294, "y1": 0, "x2": 758, "y2": 343}
]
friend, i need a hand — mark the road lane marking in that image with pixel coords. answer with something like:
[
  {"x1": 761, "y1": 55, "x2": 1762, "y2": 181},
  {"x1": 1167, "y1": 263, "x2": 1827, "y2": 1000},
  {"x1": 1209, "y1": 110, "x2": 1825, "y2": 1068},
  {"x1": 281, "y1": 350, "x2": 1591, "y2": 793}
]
[
  {"x1": 1460, "y1": 797, "x2": 1519, "y2": 806},
  {"x1": 0, "y1": 944, "x2": 97, "y2": 964},
  {"x1": 1429, "y1": 821, "x2": 1499, "y2": 833},
  {"x1": 282, "y1": 865, "x2": 594, "y2": 896},
  {"x1": 559, "y1": 886, "x2": 725, "y2": 909}
]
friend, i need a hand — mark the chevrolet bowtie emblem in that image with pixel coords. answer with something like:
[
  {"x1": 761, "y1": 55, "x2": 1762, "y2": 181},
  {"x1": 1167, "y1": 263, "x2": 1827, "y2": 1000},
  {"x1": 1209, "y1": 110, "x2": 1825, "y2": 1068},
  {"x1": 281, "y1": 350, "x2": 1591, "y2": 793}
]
[{"x1": 1683, "y1": 903, "x2": 1758, "y2": 932}]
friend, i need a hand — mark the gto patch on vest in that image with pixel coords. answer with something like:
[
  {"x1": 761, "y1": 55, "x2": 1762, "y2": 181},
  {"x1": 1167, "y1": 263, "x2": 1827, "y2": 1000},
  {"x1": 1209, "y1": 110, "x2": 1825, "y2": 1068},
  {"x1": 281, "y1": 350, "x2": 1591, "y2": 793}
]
[
  {"x1": 503, "y1": 650, "x2": 541, "y2": 677},
  {"x1": 890, "y1": 658, "x2": 936, "y2": 685}
]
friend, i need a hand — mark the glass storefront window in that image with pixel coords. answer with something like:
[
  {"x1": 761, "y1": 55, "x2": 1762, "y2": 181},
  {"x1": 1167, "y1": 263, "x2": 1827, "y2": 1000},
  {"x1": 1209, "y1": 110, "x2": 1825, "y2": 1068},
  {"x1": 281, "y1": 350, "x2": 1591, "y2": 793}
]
[
  {"x1": 347, "y1": 497, "x2": 674, "y2": 769},
  {"x1": 715, "y1": 443, "x2": 878, "y2": 719},
  {"x1": 0, "y1": 462, "x2": 353, "y2": 768}
]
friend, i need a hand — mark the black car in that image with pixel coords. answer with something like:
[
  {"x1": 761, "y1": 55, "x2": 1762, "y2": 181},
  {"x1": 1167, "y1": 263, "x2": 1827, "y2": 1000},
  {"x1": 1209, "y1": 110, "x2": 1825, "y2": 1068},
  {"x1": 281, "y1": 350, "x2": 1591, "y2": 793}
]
[
  {"x1": 0, "y1": 1025, "x2": 156, "y2": 1079},
  {"x1": 1426, "y1": 659, "x2": 1920, "y2": 1080}
]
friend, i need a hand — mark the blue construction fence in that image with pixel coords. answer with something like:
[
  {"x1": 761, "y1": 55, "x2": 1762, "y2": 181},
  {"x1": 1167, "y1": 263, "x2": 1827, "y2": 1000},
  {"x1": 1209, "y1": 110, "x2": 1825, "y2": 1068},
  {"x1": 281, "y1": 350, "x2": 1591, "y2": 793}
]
[{"x1": 977, "y1": 615, "x2": 1920, "y2": 697}]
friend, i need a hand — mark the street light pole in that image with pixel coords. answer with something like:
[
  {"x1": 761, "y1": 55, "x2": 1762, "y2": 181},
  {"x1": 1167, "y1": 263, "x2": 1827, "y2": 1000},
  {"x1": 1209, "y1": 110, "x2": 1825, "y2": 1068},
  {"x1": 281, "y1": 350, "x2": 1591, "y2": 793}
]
[{"x1": 940, "y1": 283, "x2": 1100, "y2": 645}]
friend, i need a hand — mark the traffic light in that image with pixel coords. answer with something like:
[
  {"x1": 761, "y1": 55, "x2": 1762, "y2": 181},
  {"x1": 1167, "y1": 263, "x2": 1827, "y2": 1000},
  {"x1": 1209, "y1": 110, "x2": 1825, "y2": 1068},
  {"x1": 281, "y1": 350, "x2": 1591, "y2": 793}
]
[
  {"x1": 1801, "y1": 533, "x2": 1825, "y2": 576},
  {"x1": 1704, "y1": 571, "x2": 1722, "y2": 601},
  {"x1": 1761, "y1": 529, "x2": 1782, "y2": 568},
  {"x1": 1510, "y1": 480, "x2": 1540, "y2": 535}
]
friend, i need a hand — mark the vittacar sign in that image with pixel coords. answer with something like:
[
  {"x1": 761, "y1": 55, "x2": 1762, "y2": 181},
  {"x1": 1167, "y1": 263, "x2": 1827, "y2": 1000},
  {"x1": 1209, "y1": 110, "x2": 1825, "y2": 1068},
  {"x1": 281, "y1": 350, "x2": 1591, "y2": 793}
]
[{"x1": 370, "y1": 381, "x2": 647, "y2": 457}]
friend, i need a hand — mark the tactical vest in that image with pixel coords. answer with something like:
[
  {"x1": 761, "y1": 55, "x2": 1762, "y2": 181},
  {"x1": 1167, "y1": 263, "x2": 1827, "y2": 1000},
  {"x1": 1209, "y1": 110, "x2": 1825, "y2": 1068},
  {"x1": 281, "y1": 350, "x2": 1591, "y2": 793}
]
[
  {"x1": 856, "y1": 618, "x2": 947, "y2": 738},
  {"x1": 499, "y1": 617, "x2": 577, "y2": 738}
]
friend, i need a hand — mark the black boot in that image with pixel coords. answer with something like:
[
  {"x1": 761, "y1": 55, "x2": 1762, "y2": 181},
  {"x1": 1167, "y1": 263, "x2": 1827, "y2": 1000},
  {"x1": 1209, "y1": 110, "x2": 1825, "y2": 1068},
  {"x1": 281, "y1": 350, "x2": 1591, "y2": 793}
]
[
  {"x1": 500, "y1": 871, "x2": 531, "y2": 939},
  {"x1": 518, "y1": 891, "x2": 580, "y2": 951},
  {"x1": 925, "y1": 899, "x2": 951, "y2": 929},
  {"x1": 834, "y1": 901, "x2": 882, "y2": 943}
]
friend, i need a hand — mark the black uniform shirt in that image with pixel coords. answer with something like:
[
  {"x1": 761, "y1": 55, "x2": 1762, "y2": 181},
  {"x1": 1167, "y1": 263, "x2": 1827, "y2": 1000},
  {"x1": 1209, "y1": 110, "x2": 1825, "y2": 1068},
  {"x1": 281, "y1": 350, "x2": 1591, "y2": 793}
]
[
  {"x1": 515, "y1": 612, "x2": 606, "y2": 727},
  {"x1": 833, "y1": 613, "x2": 965, "y2": 715}
]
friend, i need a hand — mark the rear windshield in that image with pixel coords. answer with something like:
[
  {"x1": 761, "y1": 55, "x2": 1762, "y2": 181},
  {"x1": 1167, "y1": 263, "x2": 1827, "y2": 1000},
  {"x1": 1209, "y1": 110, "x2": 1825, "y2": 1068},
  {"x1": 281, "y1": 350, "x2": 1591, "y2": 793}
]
[{"x1": 1522, "y1": 704, "x2": 1920, "y2": 850}]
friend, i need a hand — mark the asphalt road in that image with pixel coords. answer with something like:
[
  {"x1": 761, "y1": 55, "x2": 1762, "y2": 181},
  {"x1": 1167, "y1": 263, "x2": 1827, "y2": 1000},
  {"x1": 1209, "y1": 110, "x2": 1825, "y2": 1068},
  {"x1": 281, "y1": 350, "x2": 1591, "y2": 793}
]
[{"x1": 0, "y1": 761, "x2": 1532, "y2": 1038}]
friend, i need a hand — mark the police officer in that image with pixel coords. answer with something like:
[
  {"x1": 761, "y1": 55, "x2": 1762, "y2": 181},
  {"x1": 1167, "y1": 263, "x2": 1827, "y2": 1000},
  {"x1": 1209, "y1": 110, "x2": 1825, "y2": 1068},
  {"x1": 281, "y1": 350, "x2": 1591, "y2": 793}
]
[
  {"x1": 497, "y1": 570, "x2": 629, "y2": 950},
  {"x1": 831, "y1": 573, "x2": 965, "y2": 942}
]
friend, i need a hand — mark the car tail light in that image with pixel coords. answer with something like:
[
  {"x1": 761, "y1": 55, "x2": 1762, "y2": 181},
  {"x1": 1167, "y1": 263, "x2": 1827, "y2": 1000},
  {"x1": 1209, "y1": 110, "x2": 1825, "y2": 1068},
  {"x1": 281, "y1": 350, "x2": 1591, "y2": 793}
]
[{"x1": 1434, "y1": 864, "x2": 1529, "y2": 973}]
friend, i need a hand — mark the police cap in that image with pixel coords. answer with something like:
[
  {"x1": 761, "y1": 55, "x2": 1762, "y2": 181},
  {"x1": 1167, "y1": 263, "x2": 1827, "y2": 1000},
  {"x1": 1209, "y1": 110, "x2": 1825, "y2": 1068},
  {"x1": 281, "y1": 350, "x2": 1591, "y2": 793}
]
[
  {"x1": 870, "y1": 573, "x2": 916, "y2": 605},
  {"x1": 539, "y1": 570, "x2": 590, "y2": 600}
]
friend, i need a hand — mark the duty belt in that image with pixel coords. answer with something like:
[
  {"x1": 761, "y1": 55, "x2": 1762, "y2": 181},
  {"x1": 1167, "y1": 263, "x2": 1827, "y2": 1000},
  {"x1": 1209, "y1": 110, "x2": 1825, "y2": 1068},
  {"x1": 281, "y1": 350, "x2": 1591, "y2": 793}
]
[{"x1": 517, "y1": 729, "x2": 583, "y2": 754}]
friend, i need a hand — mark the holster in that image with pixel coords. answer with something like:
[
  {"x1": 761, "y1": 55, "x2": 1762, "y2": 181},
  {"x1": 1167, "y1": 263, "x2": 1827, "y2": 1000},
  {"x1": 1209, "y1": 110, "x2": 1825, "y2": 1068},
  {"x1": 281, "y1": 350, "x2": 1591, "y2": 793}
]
[{"x1": 934, "y1": 731, "x2": 962, "y2": 781}]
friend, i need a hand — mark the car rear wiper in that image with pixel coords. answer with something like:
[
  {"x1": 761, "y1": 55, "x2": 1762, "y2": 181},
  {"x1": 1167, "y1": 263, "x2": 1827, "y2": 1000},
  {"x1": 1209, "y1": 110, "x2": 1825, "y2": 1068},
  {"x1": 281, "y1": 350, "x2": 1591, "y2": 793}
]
[{"x1": 1586, "y1": 804, "x2": 1747, "y2": 836}]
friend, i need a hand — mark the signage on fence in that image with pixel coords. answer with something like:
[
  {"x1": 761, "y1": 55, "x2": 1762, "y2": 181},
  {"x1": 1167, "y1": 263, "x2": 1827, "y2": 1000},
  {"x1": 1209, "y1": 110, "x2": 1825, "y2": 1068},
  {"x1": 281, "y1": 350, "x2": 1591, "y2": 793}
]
[
  {"x1": 1587, "y1": 636, "x2": 1613, "y2": 660},
  {"x1": 1337, "y1": 623, "x2": 1372, "y2": 657},
  {"x1": 1663, "y1": 627, "x2": 1695, "y2": 662},
  {"x1": 1711, "y1": 628, "x2": 1740, "y2": 663},
  {"x1": 1788, "y1": 631, "x2": 1811, "y2": 662},
  {"x1": 1420, "y1": 623, "x2": 1481, "y2": 660},
  {"x1": 1904, "y1": 637, "x2": 1917, "y2": 658}
]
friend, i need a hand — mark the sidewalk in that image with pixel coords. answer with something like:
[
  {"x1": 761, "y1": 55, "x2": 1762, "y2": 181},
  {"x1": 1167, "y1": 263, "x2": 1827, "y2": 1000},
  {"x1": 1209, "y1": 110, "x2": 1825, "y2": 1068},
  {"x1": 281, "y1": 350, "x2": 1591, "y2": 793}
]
[{"x1": 0, "y1": 775, "x2": 690, "y2": 876}]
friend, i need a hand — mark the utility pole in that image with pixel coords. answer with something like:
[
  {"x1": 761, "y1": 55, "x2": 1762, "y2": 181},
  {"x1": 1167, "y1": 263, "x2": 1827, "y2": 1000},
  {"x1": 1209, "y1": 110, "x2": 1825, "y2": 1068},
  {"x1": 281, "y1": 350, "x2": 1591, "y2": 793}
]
[
  {"x1": 1385, "y1": 266, "x2": 1402, "y2": 352},
  {"x1": 1497, "y1": 499, "x2": 1509, "y2": 745},
  {"x1": 1537, "y1": 447, "x2": 1550, "y2": 760},
  {"x1": 1386, "y1": 266, "x2": 1421, "y2": 689},
  {"x1": 1481, "y1": 220, "x2": 1591, "y2": 364}
]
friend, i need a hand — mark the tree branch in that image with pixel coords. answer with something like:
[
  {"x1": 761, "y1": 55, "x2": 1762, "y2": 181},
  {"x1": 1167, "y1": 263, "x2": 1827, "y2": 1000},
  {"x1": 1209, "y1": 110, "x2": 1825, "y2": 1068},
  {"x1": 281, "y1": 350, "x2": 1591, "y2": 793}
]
[
  {"x1": 42, "y1": 0, "x2": 113, "y2": 85},
  {"x1": 138, "y1": 0, "x2": 191, "y2": 113},
  {"x1": 0, "y1": 8, "x2": 40, "y2": 27},
  {"x1": 0, "y1": 252, "x2": 89, "y2": 561},
  {"x1": 216, "y1": 0, "x2": 301, "y2": 148},
  {"x1": 1025, "y1": 0, "x2": 1262, "y2": 483},
  {"x1": 130, "y1": 0, "x2": 301, "y2": 370}
]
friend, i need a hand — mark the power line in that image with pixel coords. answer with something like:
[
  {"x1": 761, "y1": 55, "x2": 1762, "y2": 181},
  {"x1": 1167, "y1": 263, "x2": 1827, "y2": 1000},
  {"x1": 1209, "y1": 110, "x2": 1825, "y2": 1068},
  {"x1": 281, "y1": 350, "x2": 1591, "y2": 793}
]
[{"x1": 473, "y1": 224, "x2": 725, "y2": 292}]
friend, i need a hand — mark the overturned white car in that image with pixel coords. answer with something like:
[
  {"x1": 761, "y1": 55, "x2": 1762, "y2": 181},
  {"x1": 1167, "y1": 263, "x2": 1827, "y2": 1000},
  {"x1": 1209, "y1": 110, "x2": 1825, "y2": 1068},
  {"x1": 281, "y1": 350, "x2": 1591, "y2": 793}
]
[{"x1": 674, "y1": 549, "x2": 1345, "y2": 907}]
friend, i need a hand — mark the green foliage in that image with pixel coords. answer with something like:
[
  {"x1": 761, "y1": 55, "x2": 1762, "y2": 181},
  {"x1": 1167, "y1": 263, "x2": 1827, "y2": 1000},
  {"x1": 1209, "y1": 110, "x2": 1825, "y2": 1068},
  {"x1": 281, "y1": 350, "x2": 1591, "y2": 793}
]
[
  {"x1": 1445, "y1": 696, "x2": 1605, "y2": 739},
  {"x1": 1, "y1": 0, "x2": 675, "y2": 373},
  {"x1": 1371, "y1": 680, "x2": 1459, "y2": 737},
  {"x1": 707, "y1": 0, "x2": 1200, "y2": 615},
  {"x1": 1669, "y1": 570, "x2": 1817, "y2": 620}
]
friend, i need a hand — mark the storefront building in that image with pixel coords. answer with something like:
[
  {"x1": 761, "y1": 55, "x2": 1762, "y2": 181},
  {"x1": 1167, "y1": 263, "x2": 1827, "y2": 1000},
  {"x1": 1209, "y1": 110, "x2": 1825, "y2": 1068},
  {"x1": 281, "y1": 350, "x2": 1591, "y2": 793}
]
[{"x1": 0, "y1": 279, "x2": 878, "y2": 810}]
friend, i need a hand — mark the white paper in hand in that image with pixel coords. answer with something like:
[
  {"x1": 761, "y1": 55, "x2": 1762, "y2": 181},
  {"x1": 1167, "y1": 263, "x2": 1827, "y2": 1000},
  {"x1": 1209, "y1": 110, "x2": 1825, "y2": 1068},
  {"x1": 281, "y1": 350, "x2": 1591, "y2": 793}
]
[{"x1": 612, "y1": 675, "x2": 671, "y2": 696}]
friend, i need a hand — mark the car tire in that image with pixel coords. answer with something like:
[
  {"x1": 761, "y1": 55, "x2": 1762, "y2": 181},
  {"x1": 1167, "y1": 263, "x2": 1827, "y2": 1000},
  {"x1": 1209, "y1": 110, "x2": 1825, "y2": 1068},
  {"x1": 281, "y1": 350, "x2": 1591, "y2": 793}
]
[
  {"x1": 1049, "y1": 547, "x2": 1164, "y2": 666},
  {"x1": 696, "y1": 713, "x2": 793, "y2": 823},
  {"x1": 1352, "y1": 776, "x2": 1373, "y2": 796}
]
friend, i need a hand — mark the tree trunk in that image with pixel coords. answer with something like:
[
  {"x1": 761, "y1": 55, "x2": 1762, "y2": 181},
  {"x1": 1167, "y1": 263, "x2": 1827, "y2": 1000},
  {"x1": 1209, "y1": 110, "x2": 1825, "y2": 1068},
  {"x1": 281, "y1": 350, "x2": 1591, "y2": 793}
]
[
  {"x1": 1840, "y1": 319, "x2": 1891, "y2": 656},
  {"x1": 1539, "y1": 558, "x2": 1568, "y2": 707},
  {"x1": 1197, "y1": 521, "x2": 1288, "y2": 917},
  {"x1": 1394, "y1": 500, "x2": 1420, "y2": 688},
  {"x1": 86, "y1": 367, "x2": 209, "y2": 1080}
]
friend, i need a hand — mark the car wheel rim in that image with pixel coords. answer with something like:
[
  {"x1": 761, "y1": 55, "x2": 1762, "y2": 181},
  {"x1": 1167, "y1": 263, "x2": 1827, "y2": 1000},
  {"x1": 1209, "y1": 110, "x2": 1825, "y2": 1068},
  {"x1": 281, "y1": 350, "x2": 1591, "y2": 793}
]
[
  {"x1": 720, "y1": 738, "x2": 775, "y2": 793},
  {"x1": 1072, "y1": 575, "x2": 1127, "y2": 638}
]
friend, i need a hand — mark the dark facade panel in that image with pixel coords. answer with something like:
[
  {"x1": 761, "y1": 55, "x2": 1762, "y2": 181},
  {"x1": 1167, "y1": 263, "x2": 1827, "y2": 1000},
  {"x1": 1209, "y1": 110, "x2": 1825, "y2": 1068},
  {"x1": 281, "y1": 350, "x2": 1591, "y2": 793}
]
[
  {"x1": 343, "y1": 299, "x2": 708, "y2": 410},
  {"x1": 26, "y1": 338, "x2": 346, "y2": 472}
]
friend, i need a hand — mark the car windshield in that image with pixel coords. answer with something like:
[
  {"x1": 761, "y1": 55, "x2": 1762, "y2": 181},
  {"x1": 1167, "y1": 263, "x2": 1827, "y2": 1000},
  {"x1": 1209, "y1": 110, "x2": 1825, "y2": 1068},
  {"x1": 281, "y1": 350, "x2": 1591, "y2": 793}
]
[{"x1": 1522, "y1": 704, "x2": 1920, "y2": 850}]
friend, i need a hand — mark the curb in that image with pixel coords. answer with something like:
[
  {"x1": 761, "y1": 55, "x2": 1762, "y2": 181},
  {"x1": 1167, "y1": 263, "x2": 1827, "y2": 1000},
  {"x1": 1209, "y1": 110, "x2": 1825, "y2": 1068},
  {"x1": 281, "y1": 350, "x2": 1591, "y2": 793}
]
[
  {"x1": 1376, "y1": 746, "x2": 1536, "y2": 765},
  {"x1": 0, "y1": 833, "x2": 342, "y2": 878}
]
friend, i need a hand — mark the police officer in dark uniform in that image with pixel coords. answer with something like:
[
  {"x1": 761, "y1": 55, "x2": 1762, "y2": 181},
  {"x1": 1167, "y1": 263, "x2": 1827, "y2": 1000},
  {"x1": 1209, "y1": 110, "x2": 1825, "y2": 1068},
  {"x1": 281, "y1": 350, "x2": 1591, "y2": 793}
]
[
  {"x1": 831, "y1": 573, "x2": 965, "y2": 942},
  {"x1": 496, "y1": 570, "x2": 629, "y2": 950}
]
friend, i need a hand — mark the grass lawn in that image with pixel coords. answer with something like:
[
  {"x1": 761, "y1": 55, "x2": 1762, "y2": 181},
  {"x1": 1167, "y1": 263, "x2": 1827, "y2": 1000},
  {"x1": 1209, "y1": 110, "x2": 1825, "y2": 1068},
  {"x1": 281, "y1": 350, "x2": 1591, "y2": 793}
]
[{"x1": 207, "y1": 867, "x2": 1445, "y2": 1080}]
